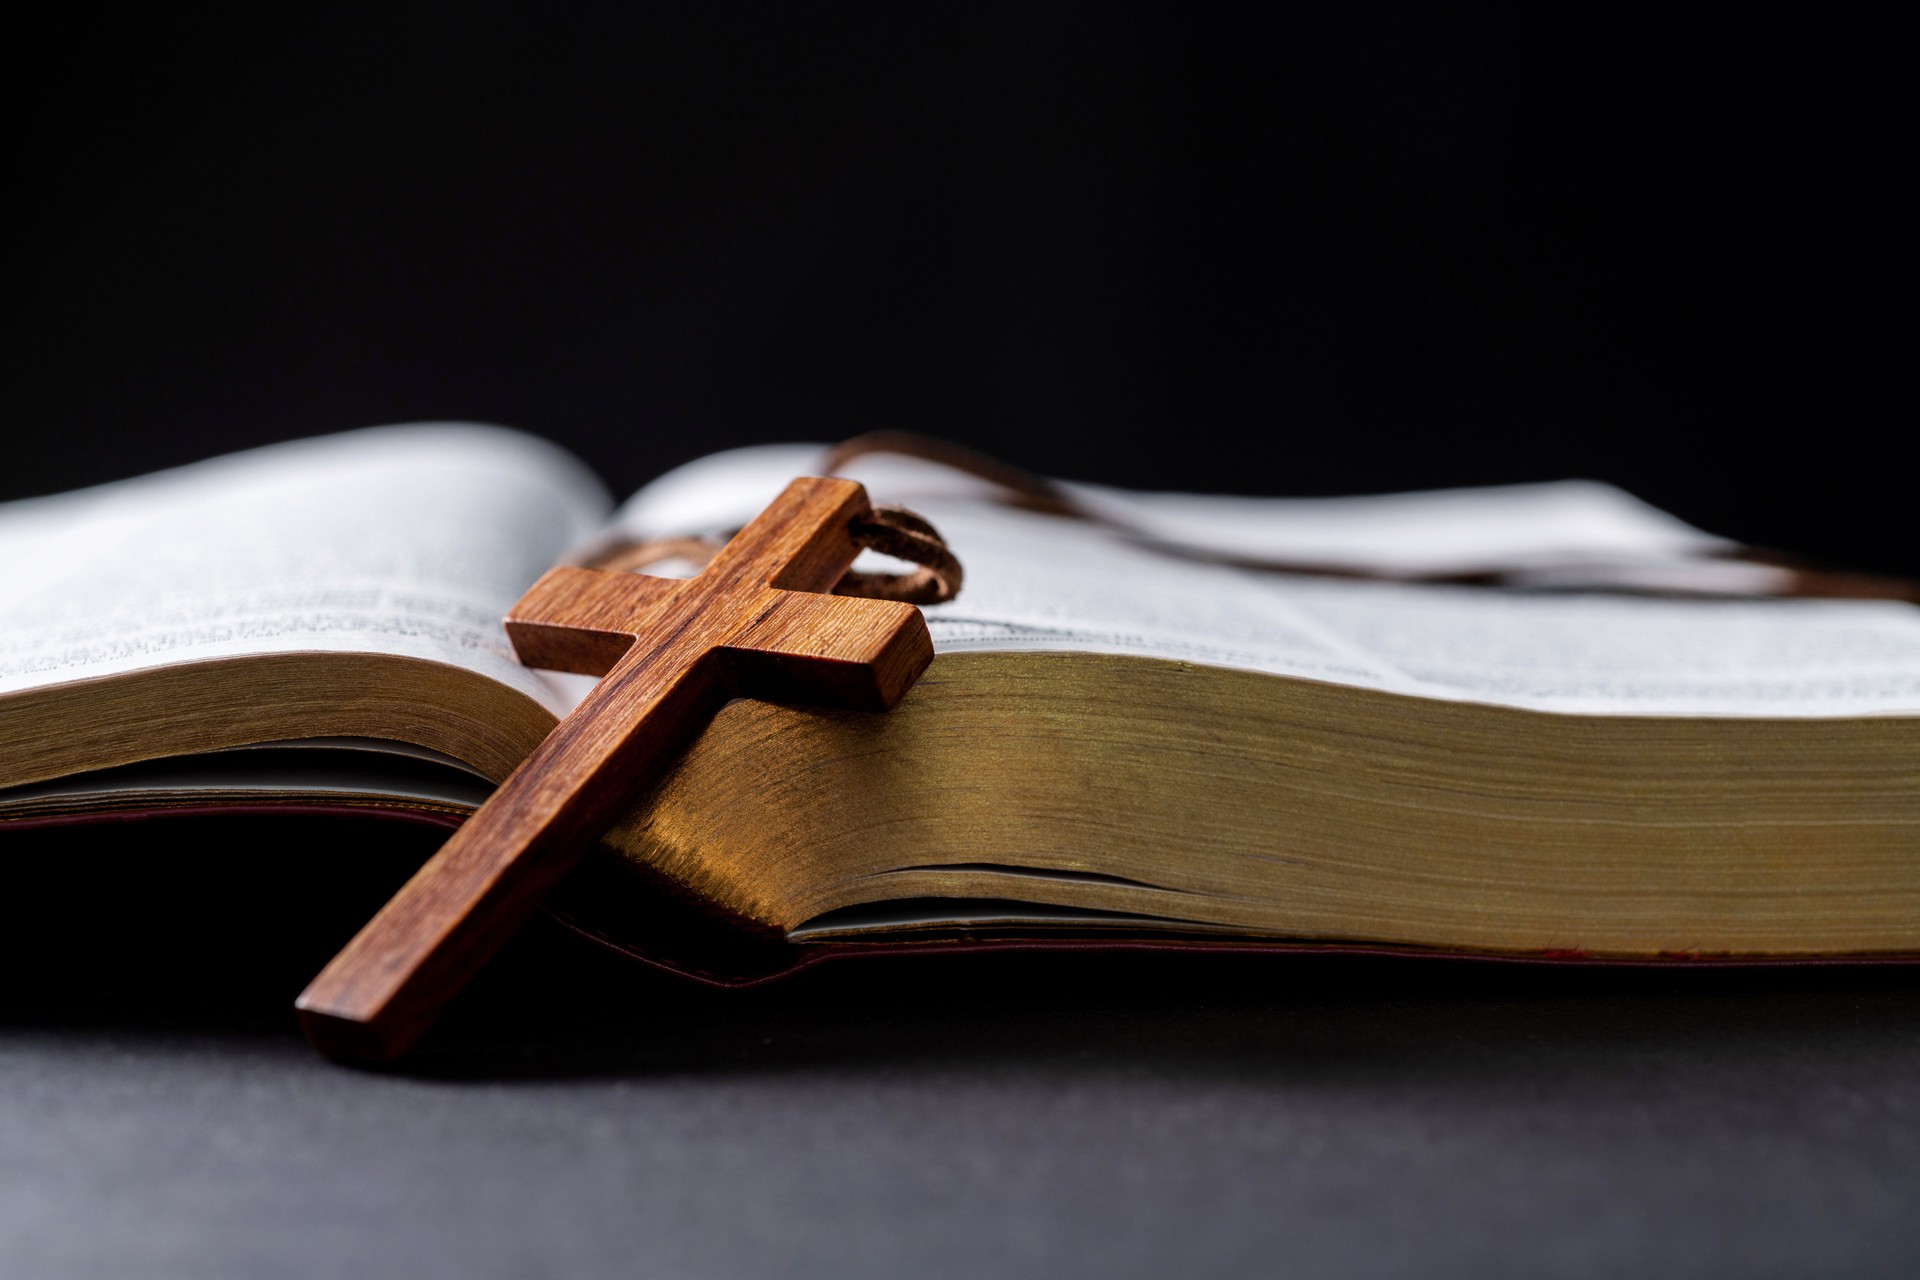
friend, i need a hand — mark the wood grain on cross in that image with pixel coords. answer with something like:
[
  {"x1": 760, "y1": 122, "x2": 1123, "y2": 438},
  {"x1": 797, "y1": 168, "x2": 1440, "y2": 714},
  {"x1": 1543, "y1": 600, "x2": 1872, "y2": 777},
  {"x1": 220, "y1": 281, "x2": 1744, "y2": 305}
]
[{"x1": 296, "y1": 477, "x2": 934, "y2": 1063}]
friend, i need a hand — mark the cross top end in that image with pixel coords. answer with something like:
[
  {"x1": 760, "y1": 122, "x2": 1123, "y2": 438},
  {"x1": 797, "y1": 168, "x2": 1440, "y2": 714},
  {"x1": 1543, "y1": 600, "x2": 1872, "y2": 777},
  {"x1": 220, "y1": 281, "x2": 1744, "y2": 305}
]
[{"x1": 504, "y1": 476, "x2": 935, "y2": 712}]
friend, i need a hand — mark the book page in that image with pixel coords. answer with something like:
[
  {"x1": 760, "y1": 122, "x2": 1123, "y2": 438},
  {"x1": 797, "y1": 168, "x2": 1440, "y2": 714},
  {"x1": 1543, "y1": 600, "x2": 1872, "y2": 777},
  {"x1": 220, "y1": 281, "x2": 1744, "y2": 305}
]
[
  {"x1": 0, "y1": 425, "x2": 610, "y2": 712},
  {"x1": 609, "y1": 445, "x2": 1920, "y2": 717}
]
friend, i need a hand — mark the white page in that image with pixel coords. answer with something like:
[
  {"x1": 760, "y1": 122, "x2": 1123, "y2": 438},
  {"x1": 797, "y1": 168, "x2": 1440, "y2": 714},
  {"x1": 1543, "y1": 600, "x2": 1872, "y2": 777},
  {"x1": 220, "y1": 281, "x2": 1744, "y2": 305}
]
[
  {"x1": 1068, "y1": 477, "x2": 1736, "y2": 574},
  {"x1": 0, "y1": 424, "x2": 610, "y2": 711},
  {"x1": 609, "y1": 445, "x2": 1920, "y2": 717}
]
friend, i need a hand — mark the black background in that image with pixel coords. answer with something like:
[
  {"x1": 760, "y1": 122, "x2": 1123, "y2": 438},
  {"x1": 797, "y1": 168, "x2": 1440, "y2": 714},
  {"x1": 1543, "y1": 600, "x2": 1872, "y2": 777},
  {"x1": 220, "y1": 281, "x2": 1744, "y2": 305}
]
[
  {"x1": 8, "y1": 8, "x2": 1919, "y2": 1278},
  {"x1": 12, "y1": 5, "x2": 1915, "y2": 574}
]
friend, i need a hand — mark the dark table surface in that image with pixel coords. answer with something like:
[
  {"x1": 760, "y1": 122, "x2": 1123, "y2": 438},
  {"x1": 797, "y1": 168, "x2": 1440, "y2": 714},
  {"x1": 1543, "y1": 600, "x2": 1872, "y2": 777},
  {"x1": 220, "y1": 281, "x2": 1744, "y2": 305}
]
[{"x1": 5, "y1": 821, "x2": 1917, "y2": 1280}]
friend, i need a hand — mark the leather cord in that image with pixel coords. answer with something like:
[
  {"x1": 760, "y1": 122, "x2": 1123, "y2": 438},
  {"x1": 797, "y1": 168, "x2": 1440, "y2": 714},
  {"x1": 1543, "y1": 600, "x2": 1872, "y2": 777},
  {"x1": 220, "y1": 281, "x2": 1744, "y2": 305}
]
[
  {"x1": 582, "y1": 504, "x2": 964, "y2": 605},
  {"x1": 822, "y1": 431, "x2": 1919, "y2": 604}
]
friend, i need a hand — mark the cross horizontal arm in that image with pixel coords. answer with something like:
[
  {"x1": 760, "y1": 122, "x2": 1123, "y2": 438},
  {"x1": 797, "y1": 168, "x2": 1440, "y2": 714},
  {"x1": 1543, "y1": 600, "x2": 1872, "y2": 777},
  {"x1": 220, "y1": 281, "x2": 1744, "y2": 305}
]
[
  {"x1": 723, "y1": 589, "x2": 932, "y2": 711},
  {"x1": 504, "y1": 566, "x2": 682, "y2": 676}
]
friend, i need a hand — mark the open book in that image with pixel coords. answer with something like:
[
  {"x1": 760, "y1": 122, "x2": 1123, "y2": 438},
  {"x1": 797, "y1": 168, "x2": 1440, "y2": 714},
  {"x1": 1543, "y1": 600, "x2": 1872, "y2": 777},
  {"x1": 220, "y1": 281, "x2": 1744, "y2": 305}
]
[{"x1": 3, "y1": 424, "x2": 1916, "y2": 980}]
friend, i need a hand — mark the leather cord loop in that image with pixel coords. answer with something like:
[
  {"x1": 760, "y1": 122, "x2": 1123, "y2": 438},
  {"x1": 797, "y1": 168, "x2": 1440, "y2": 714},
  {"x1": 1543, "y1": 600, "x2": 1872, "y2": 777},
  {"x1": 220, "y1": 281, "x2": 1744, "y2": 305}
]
[
  {"x1": 580, "y1": 505, "x2": 963, "y2": 606},
  {"x1": 836, "y1": 504, "x2": 963, "y2": 604}
]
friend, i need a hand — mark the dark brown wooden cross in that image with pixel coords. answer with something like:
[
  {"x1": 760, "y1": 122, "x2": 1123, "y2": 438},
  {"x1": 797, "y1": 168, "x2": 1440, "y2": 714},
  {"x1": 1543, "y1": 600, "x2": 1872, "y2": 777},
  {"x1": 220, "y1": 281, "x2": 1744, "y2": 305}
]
[{"x1": 296, "y1": 477, "x2": 934, "y2": 1063}]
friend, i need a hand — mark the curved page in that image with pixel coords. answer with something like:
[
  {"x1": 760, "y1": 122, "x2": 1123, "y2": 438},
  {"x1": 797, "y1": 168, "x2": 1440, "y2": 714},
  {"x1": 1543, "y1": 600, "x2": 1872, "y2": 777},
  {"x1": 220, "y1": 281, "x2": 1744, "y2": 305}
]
[
  {"x1": 610, "y1": 444, "x2": 1920, "y2": 717},
  {"x1": 0, "y1": 424, "x2": 610, "y2": 714}
]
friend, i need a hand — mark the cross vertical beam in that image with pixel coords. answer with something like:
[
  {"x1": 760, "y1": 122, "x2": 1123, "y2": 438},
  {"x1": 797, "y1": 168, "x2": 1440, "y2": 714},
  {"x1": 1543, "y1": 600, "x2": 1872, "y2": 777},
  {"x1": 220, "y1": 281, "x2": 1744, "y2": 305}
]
[{"x1": 296, "y1": 477, "x2": 933, "y2": 1062}]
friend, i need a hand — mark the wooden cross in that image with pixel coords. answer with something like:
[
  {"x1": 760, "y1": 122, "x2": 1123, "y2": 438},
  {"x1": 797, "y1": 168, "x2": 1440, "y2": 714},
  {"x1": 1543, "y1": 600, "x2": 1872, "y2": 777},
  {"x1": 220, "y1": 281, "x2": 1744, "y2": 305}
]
[{"x1": 296, "y1": 477, "x2": 934, "y2": 1062}]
